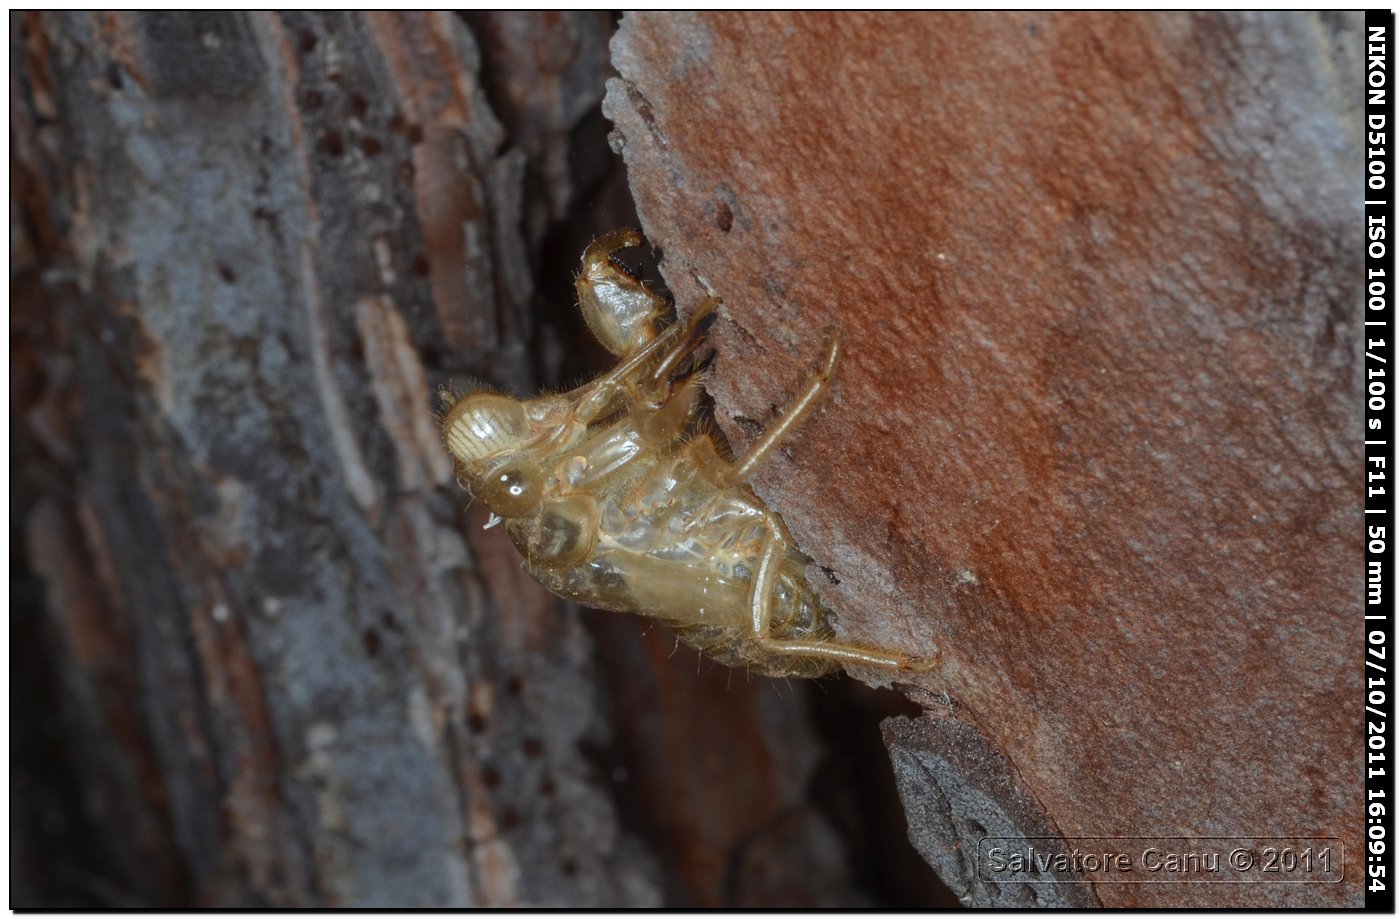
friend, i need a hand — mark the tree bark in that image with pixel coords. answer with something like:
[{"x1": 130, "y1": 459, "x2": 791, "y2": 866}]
[
  {"x1": 605, "y1": 11, "x2": 1363, "y2": 908},
  {"x1": 13, "y1": 11, "x2": 946, "y2": 907}
]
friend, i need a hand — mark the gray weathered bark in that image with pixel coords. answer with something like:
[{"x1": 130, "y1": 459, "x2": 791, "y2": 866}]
[
  {"x1": 13, "y1": 11, "x2": 946, "y2": 907},
  {"x1": 12, "y1": 10, "x2": 652, "y2": 906}
]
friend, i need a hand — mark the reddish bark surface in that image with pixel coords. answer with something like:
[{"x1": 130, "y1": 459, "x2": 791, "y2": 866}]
[{"x1": 605, "y1": 12, "x2": 1363, "y2": 907}]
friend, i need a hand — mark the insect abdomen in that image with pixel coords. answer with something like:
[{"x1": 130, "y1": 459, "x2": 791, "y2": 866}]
[{"x1": 672, "y1": 562, "x2": 842, "y2": 678}]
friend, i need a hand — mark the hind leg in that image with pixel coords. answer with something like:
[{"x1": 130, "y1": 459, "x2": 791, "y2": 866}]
[{"x1": 745, "y1": 522, "x2": 937, "y2": 674}]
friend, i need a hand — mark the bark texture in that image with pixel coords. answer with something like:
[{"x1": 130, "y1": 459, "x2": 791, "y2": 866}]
[
  {"x1": 604, "y1": 11, "x2": 1363, "y2": 908},
  {"x1": 12, "y1": 10, "x2": 641, "y2": 907},
  {"x1": 13, "y1": 11, "x2": 946, "y2": 907}
]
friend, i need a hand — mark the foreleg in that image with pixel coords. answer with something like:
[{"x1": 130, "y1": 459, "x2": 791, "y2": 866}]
[{"x1": 573, "y1": 298, "x2": 717, "y2": 425}]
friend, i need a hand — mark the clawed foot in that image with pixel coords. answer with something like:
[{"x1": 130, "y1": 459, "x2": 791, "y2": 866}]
[{"x1": 576, "y1": 229, "x2": 669, "y2": 358}]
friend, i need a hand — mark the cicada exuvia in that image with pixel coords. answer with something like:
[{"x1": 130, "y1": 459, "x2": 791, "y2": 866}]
[{"x1": 441, "y1": 230, "x2": 935, "y2": 678}]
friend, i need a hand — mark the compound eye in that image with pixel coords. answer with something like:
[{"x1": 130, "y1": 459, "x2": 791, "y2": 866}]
[
  {"x1": 478, "y1": 464, "x2": 542, "y2": 518},
  {"x1": 443, "y1": 394, "x2": 530, "y2": 465}
]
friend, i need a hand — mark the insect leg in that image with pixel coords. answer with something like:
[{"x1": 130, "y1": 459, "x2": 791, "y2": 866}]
[
  {"x1": 748, "y1": 523, "x2": 785, "y2": 636},
  {"x1": 574, "y1": 298, "x2": 718, "y2": 424},
  {"x1": 629, "y1": 299, "x2": 719, "y2": 442},
  {"x1": 573, "y1": 323, "x2": 685, "y2": 423},
  {"x1": 755, "y1": 635, "x2": 939, "y2": 672},
  {"x1": 644, "y1": 297, "x2": 718, "y2": 396},
  {"x1": 709, "y1": 331, "x2": 842, "y2": 488},
  {"x1": 576, "y1": 229, "x2": 671, "y2": 358},
  {"x1": 746, "y1": 521, "x2": 937, "y2": 673}
]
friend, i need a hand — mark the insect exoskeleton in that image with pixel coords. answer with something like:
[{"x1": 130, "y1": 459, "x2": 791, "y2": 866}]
[{"x1": 440, "y1": 230, "x2": 936, "y2": 678}]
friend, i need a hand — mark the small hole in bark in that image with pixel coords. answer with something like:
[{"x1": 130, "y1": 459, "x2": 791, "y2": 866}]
[
  {"x1": 521, "y1": 737, "x2": 543, "y2": 759},
  {"x1": 399, "y1": 161, "x2": 415, "y2": 184},
  {"x1": 505, "y1": 674, "x2": 524, "y2": 696},
  {"x1": 561, "y1": 859, "x2": 578, "y2": 876},
  {"x1": 304, "y1": 90, "x2": 323, "y2": 111},
  {"x1": 411, "y1": 254, "x2": 430, "y2": 277},
  {"x1": 107, "y1": 63, "x2": 124, "y2": 90},
  {"x1": 361, "y1": 627, "x2": 380, "y2": 657},
  {"x1": 715, "y1": 200, "x2": 733, "y2": 232},
  {"x1": 298, "y1": 30, "x2": 317, "y2": 53},
  {"x1": 359, "y1": 136, "x2": 382, "y2": 157},
  {"x1": 500, "y1": 806, "x2": 521, "y2": 830},
  {"x1": 539, "y1": 776, "x2": 556, "y2": 797},
  {"x1": 318, "y1": 131, "x2": 345, "y2": 157},
  {"x1": 818, "y1": 564, "x2": 841, "y2": 586},
  {"x1": 406, "y1": 124, "x2": 424, "y2": 145},
  {"x1": 467, "y1": 712, "x2": 487, "y2": 734},
  {"x1": 217, "y1": 263, "x2": 237, "y2": 284},
  {"x1": 388, "y1": 113, "x2": 404, "y2": 133},
  {"x1": 481, "y1": 765, "x2": 501, "y2": 788},
  {"x1": 349, "y1": 93, "x2": 369, "y2": 118}
]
